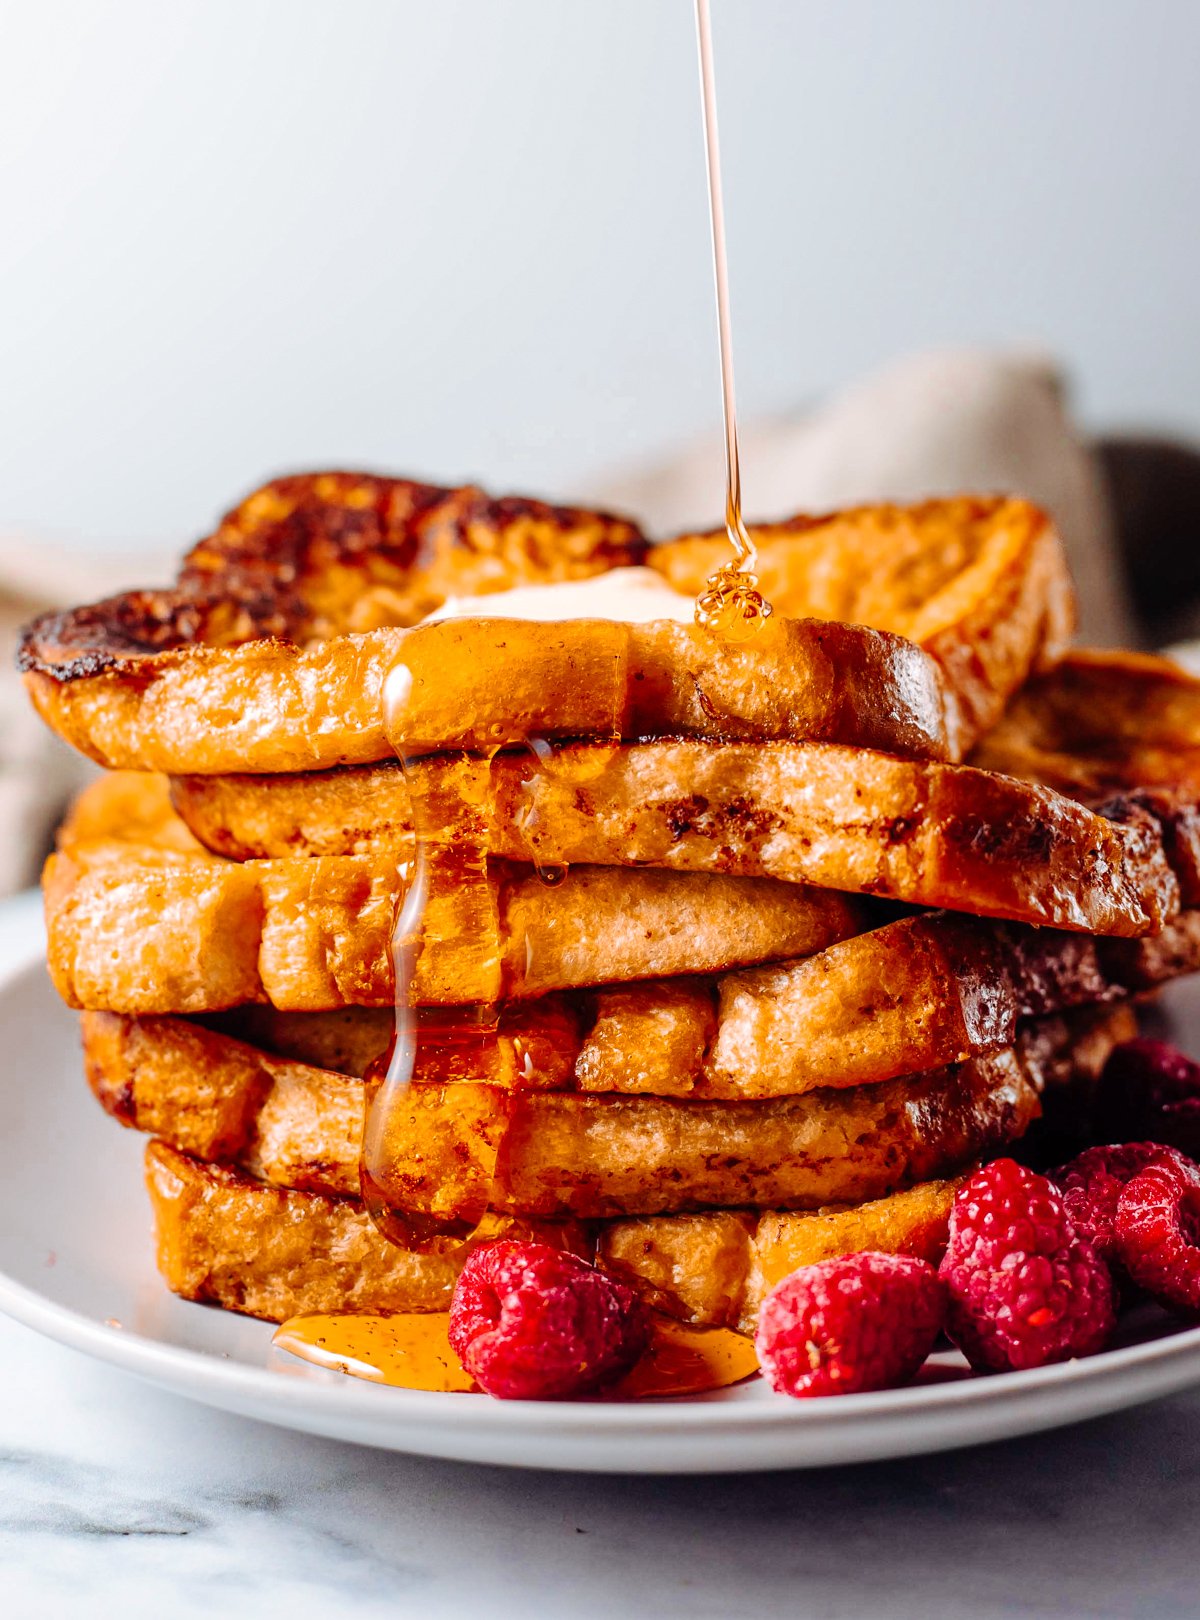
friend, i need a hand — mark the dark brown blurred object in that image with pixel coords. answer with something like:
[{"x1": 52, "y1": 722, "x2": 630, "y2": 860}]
[{"x1": 1097, "y1": 436, "x2": 1200, "y2": 647}]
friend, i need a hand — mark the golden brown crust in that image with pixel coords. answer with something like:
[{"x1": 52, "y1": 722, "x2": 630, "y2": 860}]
[
  {"x1": 20, "y1": 488, "x2": 1068, "y2": 774},
  {"x1": 142, "y1": 1142, "x2": 959, "y2": 1330},
  {"x1": 88, "y1": 1003, "x2": 1081, "y2": 1218},
  {"x1": 46, "y1": 844, "x2": 857, "y2": 1015},
  {"x1": 174, "y1": 640, "x2": 1188, "y2": 856},
  {"x1": 143, "y1": 1141, "x2": 587, "y2": 1323},
  {"x1": 599, "y1": 1180, "x2": 964, "y2": 1334},
  {"x1": 701, "y1": 909, "x2": 1200, "y2": 1094},
  {"x1": 243, "y1": 1052, "x2": 1040, "y2": 1219},
  {"x1": 653, "y1": 494, "x2": 1074, "y2": 745},
  {"x1": 47, "y1": 774, "x2": 862, "y2": 1013},
  {"x1": 171, "y1": 648, "x2": 1200, "y2": 941},
  {"x1": 195, "y1": 904, "x2": 1200, "y2": 1102},
  {"x1": 23, "y1": 614, "x2": 962, "y2": 776},
  {"x1": 971, "y1": 648, "x2": 1200, "y2": 799},
  {"x1": 63, "y1": 771, "x2": 1200, "y2": 1069},
  {"x1": 174, "y1": 735, "x2": 1195, "y2": 936},
  {"x1": 22, "y1": 473, "x2": 647, "y2": 678}
]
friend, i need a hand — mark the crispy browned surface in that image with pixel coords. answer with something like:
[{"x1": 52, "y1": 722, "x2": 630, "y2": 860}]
[
  {"x1": 227, "y1": 1046, "x2": 1028, "y2": 1220},
  {"x1": 972, "y1": 649, "x2": 1200, "y2": 798},
  {"x1": 143, "y1": 1141, "x2": 961, "y2": 1330},
  {"x1": 172, "y1": 642, "x2": 1200, "y2": 898},
  {"x1": 62, "y1": 772, "x2": 1196, "y2": 1079},
  {"x1": 144, "y1": 1142, "x2": 587, "y2": 1323},
  {"x1": 599, "y1": 1179, "x2": 964, "y2": 1334},
  {"x1": 25, "y1": 612, "x2": 959, "y2": 775},
  {"x1": 653, "y1": 494, "x2": 1074, "y2": 746},
  {"x1": 25, "y1": 474, "x2": 645, "y2": 670},
  {"x1": 47, "y1": 775, "x2": 862, "y2": 1013},
  {"x1": 20, "y1": 486, "x2": 1069, "y2": 774},
  {"x1": 175, "y1": 732, "x2": 1197, "y2": 935},
  {"x1": 88, "y1": 1002, "x2": 1086, "y2": 1217},
  {"x1": 193, "y1": 903, "x2": 1197, "y2": 1101},
  {"x1": 699, "y1": 910, "x2": 1198, "y2": 1095}
]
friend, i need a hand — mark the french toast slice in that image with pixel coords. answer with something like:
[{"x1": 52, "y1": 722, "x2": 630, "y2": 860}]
[
  {"x1": 653, "y1": 493, "x2": 1073, "y2": 747},
  {"x1": 19, "y1": 480, "x2": 1068, "y2": 773},
  {"x1": 599, "y1": 1181, "x2": 964, "y2": 1335},
  {"x1": 172, "y1": 735, "x2": 1197, "y2": 937},
  {"x1": 174, "y1": 643, "x2": 1200, "y2": 859},
  {"x1": 89, "y1": 1000, "x2": 1121, "y2": 1218},
  {"x1": 143, "y1": 1142, "x2": 589, "y2": 1323},
  {"x1": 971, "y1": 649, "x2": 1200, "y2": 799},
  {"x1": 46, "y1": 829, "x2": 860, "y2": 1017},
  {"x1": 142, "y1": 1141, "x2": 960, "y2": 1329},
  {"x1": 163, "y1": 901, "x2": 1199, "y2": 1101},
  {"x1": 602, "y1": 1002, "x2": 1138, "y2": 1331},
  {"x1": 61, "y1": 771, "x2": 1200, "y2": 1078}
]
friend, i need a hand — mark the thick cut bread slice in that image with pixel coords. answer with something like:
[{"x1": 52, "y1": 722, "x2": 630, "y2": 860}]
[
  {"x1": 144, "y1": 1142, "x2": 961, "y2": 1329},
  {"x1": 169, "y1": 653, "x2": 1200, "y2": 938},
  {"x1": 47, "y1": 773, "x2": 861, "y2": 1014},
  {"x1": 178, "y1": 641, "x2": 1200, "y2": 851},
  {"x1": 599, "y1": 1180, "x2": 964, "y2": 1335},
  {"x1": 45, "y1": 858, "x2": 861, "y2": 1017},
  {"x1": 46, "y1": 847, "x2": 857, "y2": 1017},
  {"x1": 144, "y1": 1142, "x2": 587, "y2": 1323},
  {"x1": 88, "y1": 1002, "x2": 1121, "y2": 1218},
  {"x1": 20, "y1": 480, "x2": 1068, "y2": 773},
  {"x1": 602, "y1": 1004, "x2": 1139, "y2": 1332},
  {"x1": 172, "y1": 729, "x2": 1198, "y2": 935},
  {"x1": 971, "y1": 649, "x2": 1200, "y2": 799},
  {"x1": 652, "y1": 494, "x2": 1073, "y2": 748},
  {"x1": 198, "y1": 903, "x2": 1197, "y2": 1100},
  {"x1": 695, "y1": 908, "x2": 1198, "y2": 1096},
  {"x1": 66, "y1": 769, "x2": 1199, "y2": 1080}
]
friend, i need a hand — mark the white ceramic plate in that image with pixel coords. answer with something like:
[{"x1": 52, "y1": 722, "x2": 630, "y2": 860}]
[{"x1": 5, "y1": 902, "x2": 1200, "y2": 1473}]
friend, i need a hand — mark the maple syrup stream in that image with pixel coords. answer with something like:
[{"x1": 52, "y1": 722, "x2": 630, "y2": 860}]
[
  {"x1": 692, "y1": 0, "x2": 772, "y2": 641},
  {"x1": 274, "y1": 0, "x2": 771, "y2": 1395}
]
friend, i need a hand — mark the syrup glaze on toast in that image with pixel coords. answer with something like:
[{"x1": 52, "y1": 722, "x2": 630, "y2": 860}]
[
  {"x1": 19, "y1": 480, "x2": 1069, "y2": 773},
  {"x1": 87, "y1": 1001, "x2": 1136, "y2": 1219}
]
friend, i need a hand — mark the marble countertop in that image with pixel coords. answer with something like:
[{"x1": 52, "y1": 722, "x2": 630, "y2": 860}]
[
  {"x1": 6, "y1": 1312, "x2": 1200, "y2": 1619},
  {"x1": 4, "y1": 888, "x2": 1200, "y2": 1620}
]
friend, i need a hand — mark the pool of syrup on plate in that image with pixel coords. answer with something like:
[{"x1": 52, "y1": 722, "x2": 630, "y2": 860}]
[
  {"x1": 274, "y1": 1310, "x2": 760, "y2": 1398},
  {"x1": 273, "y1": 0, "x2": 771, "y2": 1398}
]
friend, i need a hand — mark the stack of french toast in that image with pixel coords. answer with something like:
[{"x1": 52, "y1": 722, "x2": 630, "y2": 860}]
[{"x1": 19, "y1": 472, "x2": 1200, "y2": 1340}]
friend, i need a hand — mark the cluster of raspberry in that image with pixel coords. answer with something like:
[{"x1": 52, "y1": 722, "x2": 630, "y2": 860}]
[{"x1": 449, "y1": 1038, "x2": 1200, "y2": 1399}]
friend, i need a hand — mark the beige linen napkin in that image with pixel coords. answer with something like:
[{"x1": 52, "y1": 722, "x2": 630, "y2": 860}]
[{"x1": 592, "y1": 350, "x2": 1130, "y2": 649}]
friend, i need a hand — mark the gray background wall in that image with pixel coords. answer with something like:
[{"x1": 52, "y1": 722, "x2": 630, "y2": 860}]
[{"x1": 1, "y1": 0, "x2": 1197, "y2": 553}]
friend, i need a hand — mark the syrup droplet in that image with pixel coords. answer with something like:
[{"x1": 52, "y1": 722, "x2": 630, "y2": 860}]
[
  {"x1": 694, "y1": 562, "x2": 772, "y2": 643},
  {"x1": 271, "y1": 1310, "x2": 760, "y2": 1399}
]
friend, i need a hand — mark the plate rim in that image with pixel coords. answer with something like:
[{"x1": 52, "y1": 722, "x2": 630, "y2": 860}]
[{"x1": 7, "y1": 908, "x2": 1200, "y2": 1461}]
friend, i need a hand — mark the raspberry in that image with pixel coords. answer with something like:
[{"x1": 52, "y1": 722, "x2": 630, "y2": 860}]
[
  {"x1": 1053, "y1": 1143, "x2": 1198, "y2": 1264},
  {"x1": 939, "y1": 1159, "x2": 1116, "y2": 1373},
  {"x1": 1094, "y1": 1039, "x2": 1200, "y2": 1158},
  {"x1": 448, "y1": 1241, "x2": 648, "y2": 1399},
  {"x1": 754, "y1": 1253, "x2": 945, "y2": 1398},
  {"x1": 1115, "y1": 1153, "x2": 1200, "y2": 1316}
]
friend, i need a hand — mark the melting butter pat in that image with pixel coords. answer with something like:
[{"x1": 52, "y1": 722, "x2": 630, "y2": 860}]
[{"x1": 421, "y1": 567, "x2": 695, "y2": 626}]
